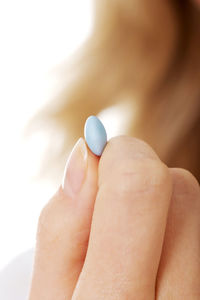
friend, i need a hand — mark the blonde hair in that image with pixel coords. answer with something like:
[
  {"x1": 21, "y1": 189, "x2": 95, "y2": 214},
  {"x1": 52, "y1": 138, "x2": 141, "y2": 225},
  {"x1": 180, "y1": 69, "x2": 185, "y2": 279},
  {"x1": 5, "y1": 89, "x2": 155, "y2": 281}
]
[{"x1": 29, "y1": 0, "x2": 200, "y2": 182}]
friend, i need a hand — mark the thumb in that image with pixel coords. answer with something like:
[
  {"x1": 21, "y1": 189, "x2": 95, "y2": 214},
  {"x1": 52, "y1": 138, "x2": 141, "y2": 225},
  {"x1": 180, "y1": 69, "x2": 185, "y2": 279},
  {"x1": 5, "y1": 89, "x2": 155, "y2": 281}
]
[{"x1": 29, "y1": 137, "x2": 99, "y2": 300}]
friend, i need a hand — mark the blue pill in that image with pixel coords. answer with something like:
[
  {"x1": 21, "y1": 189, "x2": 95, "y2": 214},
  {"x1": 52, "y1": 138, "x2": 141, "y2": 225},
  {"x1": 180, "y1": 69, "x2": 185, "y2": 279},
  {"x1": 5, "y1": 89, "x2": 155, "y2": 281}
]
[{"x1": 84, "y1": 115, "x2": 107, "y2": 156}]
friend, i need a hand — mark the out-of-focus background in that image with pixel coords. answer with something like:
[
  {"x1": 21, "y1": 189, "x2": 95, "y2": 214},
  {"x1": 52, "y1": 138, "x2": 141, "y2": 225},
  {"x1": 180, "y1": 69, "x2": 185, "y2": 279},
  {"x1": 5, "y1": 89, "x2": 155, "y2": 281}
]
[
  {"x1": 0, "y1": 0, "x2": 127, "y2": 271},
  {"x1": 0, "y1": 0, "x2": 95, "y2": 270}
]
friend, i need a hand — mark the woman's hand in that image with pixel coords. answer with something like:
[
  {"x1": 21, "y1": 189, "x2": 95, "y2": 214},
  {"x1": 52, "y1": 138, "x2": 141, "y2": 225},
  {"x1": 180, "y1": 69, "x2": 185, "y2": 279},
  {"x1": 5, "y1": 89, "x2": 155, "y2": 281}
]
[{"x1": 28, "y1": 136, "x2": 200, "y2": 300}]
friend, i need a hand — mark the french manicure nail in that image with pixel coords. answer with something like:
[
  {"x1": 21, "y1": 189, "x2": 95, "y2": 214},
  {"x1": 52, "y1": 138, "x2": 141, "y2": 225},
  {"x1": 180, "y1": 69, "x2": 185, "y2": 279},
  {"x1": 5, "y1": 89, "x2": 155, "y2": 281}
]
[{"x1": 62, "y1": 137, "x2": 88, "y2": 198}]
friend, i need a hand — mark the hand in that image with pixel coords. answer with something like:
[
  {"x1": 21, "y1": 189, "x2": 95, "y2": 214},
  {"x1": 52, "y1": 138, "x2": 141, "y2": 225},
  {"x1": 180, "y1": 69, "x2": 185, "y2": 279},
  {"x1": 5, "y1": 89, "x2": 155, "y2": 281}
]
[{"x1": 28, "y1": 136, "x2": 200, "y2": 300}]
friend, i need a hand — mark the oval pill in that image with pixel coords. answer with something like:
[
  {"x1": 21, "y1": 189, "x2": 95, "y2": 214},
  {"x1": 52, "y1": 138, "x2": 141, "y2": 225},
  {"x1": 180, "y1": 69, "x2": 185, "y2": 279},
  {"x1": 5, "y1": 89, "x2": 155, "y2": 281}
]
[{"x1": 84, "y1": 115, "x2": 107, "y2": 156}]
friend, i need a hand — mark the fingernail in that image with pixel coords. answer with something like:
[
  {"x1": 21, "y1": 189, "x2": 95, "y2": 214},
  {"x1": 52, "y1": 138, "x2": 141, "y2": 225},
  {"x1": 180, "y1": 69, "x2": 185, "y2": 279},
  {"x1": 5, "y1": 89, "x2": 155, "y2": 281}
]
[{"x1": 62, "y1": 137, "x2": 88, "y2": 198}]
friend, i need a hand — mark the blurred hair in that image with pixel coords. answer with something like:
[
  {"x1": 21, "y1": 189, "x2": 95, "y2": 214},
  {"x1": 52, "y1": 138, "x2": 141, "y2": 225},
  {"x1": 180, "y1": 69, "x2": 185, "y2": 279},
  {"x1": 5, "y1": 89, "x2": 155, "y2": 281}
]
[{"x1": 28, "y1": 0, "x2": 200, "y2": 182}]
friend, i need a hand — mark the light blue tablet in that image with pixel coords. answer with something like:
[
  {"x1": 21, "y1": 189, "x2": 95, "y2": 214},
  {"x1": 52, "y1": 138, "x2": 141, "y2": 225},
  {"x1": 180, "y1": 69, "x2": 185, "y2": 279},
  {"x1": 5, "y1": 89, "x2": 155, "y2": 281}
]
[{"x1": 84, "y1": 115, "x2": 107, "y2": 156}]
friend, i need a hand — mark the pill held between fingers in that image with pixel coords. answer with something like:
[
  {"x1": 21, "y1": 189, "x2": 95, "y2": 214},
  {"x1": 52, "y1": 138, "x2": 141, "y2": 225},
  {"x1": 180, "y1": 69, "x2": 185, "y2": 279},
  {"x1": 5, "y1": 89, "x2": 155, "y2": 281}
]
[{"x1": 84, "y1": 115, "x2": 107, "y2": 156}]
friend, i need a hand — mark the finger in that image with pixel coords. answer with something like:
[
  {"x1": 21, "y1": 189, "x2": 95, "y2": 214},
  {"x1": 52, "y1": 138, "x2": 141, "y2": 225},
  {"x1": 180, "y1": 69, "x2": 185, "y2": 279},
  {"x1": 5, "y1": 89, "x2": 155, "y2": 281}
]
[
  {"x1": 29, "y1": 138, "x2": 99, "y2": 300},
  {"x1": 156, "y1": 168, "x2": 200, "y2": 299},
  {"x1": 72, "y1": 136, "x2": 172, "y2": 300}
]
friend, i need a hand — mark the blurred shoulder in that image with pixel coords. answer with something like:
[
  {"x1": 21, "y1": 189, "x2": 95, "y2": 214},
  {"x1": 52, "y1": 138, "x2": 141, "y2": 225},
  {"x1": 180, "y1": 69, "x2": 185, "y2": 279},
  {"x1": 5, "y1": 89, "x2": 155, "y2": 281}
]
[{"x1": 0, "y1": 249, "x2": 34, "y2": 300}]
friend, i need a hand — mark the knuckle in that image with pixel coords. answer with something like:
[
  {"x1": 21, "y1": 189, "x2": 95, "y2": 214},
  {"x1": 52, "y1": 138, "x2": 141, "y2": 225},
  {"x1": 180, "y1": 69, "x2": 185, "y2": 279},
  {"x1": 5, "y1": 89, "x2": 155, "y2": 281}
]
[
  {"x1": 107, "y1": 136, "x2": 158, "y2": 160},
  {"x1": 99, "y1": 136, "x2": 162, "y2": 186},
  {"x1": 104, "y1": 158, "x2": 170, "y2": 198},
  {"x1": 37, "y1": 203, "x2": 57, "y2": 244},
  {"x1": 36, "y1": 188, "x2": 89, "y2": 249},
  {"x1": 170, "y1": 168, "x2": 200, "y2": 200},
  {"x1": 37, "y1": 191, "x2": 67, "y2": 244}
]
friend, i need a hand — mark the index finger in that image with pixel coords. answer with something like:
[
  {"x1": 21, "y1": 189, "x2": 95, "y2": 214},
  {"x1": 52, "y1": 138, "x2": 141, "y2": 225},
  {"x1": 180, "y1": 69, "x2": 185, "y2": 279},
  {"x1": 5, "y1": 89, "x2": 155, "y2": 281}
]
[{"x1": 72, "y1": 135, "x2": 172, "y2": 300}]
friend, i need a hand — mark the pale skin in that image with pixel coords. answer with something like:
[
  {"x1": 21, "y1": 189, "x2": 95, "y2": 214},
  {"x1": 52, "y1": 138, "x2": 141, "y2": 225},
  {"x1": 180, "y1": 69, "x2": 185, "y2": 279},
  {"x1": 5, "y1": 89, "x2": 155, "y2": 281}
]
[{"x1": 29, "y1": 136, "x2": 200, "y2": 299}]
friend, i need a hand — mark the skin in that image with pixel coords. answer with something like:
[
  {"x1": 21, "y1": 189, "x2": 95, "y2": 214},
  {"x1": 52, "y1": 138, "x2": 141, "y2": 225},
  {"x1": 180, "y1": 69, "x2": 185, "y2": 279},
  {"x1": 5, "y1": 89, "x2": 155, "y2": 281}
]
[{"x1": 28, "y1": 136, "x2": 200, "y2": 300}]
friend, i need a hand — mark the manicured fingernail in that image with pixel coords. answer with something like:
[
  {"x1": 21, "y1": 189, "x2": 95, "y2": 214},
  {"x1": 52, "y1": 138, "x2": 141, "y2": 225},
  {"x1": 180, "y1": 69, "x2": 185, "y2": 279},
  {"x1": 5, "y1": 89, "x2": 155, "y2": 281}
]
[
  {"x1": 84, "y1": 115, "x2": 107, "y2": 156},
  {"x1": 62, "y1": 138, "x2": 88, "y2": 198}
]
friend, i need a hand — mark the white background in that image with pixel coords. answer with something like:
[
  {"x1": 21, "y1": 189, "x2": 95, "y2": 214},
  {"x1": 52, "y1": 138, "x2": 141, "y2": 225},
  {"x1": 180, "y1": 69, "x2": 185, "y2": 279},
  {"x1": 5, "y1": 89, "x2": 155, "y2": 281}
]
[
  {"x1": 0, "y1": 0, "x2": 130, "y2": 271},
  {"x1": 0, "y1": 0, "x2": 93, "y2": 270}
]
